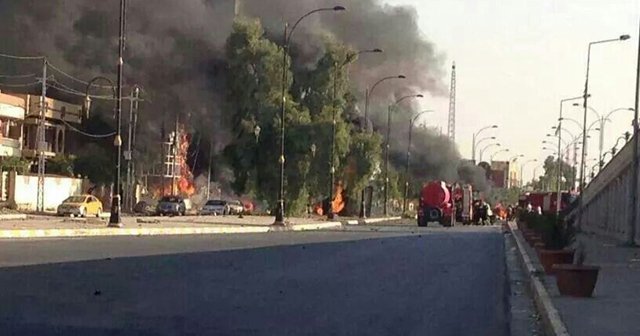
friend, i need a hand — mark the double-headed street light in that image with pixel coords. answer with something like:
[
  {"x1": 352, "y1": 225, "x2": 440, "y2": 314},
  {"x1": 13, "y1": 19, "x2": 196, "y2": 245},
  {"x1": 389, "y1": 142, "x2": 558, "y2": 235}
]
[
  {"x1": 403, "y1": 109, "x2": 434, "y2": 215},
  {"x1": 587, "y1": 106, "x2": 634, "y2": 166},
  {"x1": 384, "y1": 93, "x2": 423, "y2": 216},
  {"x1": 478, "y1": 142, "x2": 500, "y2": 162},
  {"x1": 274, "y1": 5, "x2": 345, "y2": 226},
  {"x1": 328, "y1": 48, "x2": 382, "y2": 220},
  {"x1": 510, "y1": 154, "x2": 524, "y2": 162},
  {"x1": 490, "y1": 148, "x2": 509, "y2": 161},
  {"x1": 472, "y1": 125, "x2": 498, "y2": 162}
]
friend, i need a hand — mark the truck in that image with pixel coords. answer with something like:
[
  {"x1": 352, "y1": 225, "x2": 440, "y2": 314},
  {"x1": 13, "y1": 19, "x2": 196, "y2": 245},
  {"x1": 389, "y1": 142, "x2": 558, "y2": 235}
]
[
  {"x1": 417, "y1": 181, "x2": 473, "y2": 227},
  {"x1": 518, "y1": 191, "x2": 577, "y2": 214}
]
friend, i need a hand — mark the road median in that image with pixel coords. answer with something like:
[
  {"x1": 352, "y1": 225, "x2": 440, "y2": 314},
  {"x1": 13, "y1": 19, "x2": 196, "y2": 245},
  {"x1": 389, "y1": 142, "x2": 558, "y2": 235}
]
[{"x1": 0, "y1": 216, "x2": 403, "y2": 239}]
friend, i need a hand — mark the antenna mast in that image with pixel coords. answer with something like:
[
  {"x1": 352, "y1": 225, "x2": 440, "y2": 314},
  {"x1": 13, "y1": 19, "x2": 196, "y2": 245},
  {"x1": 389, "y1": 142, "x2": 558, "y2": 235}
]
[{"x1": 447, "y1": 62, "x2": 456, "y2": 142}]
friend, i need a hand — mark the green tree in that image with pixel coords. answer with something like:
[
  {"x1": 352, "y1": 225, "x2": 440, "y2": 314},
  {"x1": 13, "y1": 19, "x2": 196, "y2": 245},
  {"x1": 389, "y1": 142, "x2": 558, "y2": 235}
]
[
  {"x1": 296, "y1": 38, "x2": 357, "y2": 201},
  {"x1": 0, "y1": 157, "x2": 31, "y2": 174},
  {"x1": 224, "y1": 18, "x2": 313, "y2": 215},
  {"x1": 532, "y1": 155, "x2": 575, "y2": 191}
]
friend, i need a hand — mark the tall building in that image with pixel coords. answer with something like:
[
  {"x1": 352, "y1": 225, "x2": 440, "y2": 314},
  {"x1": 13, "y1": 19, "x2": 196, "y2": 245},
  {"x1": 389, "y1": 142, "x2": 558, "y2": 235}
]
[
  {"x1": 0, "y1": 91, "x2": 82, "y2": 160},
  {"x1": 490, "y1": 161, "x2": 510, "y2": 189}
]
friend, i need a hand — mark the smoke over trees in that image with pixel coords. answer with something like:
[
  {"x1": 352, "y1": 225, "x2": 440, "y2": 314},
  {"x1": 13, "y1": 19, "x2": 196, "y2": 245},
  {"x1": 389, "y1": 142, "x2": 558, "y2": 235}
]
[{"x1": 0, "y1": 0, "x2": 488, "y2": 214}]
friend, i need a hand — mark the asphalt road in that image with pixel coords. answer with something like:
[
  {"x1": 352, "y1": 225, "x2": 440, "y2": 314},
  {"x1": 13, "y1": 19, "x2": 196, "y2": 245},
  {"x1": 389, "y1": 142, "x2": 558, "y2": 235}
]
[{"x1": 0, "y1": 225, "x2": 509, "y2": 336}]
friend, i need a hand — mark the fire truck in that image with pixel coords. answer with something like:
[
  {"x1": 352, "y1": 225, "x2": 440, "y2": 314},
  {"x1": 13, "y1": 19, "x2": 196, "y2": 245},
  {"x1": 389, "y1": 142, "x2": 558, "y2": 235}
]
[
  {"x1": 417, "y1": 181, "x2": 473, "y2": 227},
  {"x1": 518, "y1": 191, "x2": 577, "y2": 214}
]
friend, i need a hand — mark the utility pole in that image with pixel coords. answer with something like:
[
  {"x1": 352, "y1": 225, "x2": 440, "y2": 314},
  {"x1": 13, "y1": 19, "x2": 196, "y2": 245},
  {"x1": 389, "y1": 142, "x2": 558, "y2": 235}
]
[
  {"x1": 125, "y1": 86, "x2": 139, "y2": 212},
  {"x1": 383, "y1": 105, "x2": 391, "y2": 216},
  {"x1": 108, "y1": 0, "x2": 126, "y2": 227},
  {"x1": 207, "y1": 134, "x2": 213, "y2": 199},
  {"x1": 36, "y1": 59, "x2": 47, "y2": 213},
  {"x1": 172, "y1": 111, "x2": 179, "y2": 196},
  {"x1": 161, "y1": 117, "x2": 166, "y2": 197}
]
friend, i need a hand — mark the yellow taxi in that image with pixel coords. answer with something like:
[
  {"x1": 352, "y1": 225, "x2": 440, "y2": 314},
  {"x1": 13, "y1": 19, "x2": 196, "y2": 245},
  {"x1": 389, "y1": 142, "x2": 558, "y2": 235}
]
[{"x1": 57, "y1": 195, "x2": 103, "y2": 217}]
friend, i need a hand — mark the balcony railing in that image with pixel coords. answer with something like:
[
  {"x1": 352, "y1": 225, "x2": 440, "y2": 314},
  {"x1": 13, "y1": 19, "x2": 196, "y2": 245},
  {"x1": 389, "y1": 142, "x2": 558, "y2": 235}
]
[{"x1": 0, "y1": 137, "x2": 21, "y2": 149}]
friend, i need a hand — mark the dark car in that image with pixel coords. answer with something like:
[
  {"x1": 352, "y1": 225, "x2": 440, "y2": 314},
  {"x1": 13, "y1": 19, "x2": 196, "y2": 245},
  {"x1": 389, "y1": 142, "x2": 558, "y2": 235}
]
[
  {"x1": 156, "y1": 195, "x2": 187, "y2": 216},
  {"x1": 134, "y1": 200, "x2": 158, "y2": 216}
]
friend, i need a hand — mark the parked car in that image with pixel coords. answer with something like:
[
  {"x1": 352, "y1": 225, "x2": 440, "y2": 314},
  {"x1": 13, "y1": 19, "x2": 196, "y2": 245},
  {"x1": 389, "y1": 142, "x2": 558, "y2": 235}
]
[
  {"x1": 134, "y1": 200, "x2": 157, "y2": 216},
  {"x1": 156, "y1": 195, "x2": 188, "y2": 216},
  {"x1": 227, "y1": 200, "x2": 244, "y2": 215},
  {"x1": 200, "y1": 200, "x2": 229, "y2": 215},
  {"x1": 57, "y1": 195, "x2": 103, "y2": 217}
]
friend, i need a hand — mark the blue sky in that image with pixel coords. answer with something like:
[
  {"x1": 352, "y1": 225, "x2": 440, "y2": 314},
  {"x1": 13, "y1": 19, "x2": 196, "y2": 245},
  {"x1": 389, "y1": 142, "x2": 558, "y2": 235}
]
[{"x1": 384, "y1": 0, "x2": 639, "y2": 182}]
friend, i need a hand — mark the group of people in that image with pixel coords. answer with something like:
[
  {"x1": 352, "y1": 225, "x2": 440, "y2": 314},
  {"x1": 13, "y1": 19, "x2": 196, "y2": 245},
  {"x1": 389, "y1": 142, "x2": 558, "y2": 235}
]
[{"x1": 472, "y1": 200, "x2": 493, "y2": 225}]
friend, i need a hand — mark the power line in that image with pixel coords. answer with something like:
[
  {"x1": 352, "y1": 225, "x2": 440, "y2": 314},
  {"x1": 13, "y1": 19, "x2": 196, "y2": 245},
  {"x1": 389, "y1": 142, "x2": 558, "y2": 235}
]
[
  {"x1": 0, "y1": 53, "x2": 45, "y2": 61},
  {"x1": 48, "y1": 62, "x2": 132, "y2": 90},
  {"x1": 59, "y1": 118, "x2": 116, "y2": 138}
]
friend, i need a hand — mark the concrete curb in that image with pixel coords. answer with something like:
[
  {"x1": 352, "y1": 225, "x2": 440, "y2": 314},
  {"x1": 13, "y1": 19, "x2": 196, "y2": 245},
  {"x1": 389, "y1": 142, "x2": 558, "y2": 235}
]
[
  {"x1": 342, "y1": 216, "x2": 402, "y2": 225},
  {"x1": 0, "y1": 214, "x2": 27, "y2": 221},
  {"x1": 0, "y1": 217, "x2": 403, "y2": 240},
  {"x1": 508, "y1": 221, "x2": 570, "y2": 336},
  {"x1": 0, "y1": 226, "x2": 271, "y2": 239}
]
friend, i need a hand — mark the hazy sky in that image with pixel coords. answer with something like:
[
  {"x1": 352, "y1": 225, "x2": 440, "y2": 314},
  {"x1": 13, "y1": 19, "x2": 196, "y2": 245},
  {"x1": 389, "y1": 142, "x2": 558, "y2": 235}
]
[{"x1": 384, "y1": 0, "x2": 639, "y2": 182}]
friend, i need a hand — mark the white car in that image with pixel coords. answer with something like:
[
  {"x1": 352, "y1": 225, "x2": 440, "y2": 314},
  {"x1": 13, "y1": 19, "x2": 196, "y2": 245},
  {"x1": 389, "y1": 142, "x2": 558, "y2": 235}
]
[
  {"x1": 200, "y1": 200, "x2": 229, "y2": 215},
  {"x1": 227, "y1": 200, "x2": 244, "y2": 215}
]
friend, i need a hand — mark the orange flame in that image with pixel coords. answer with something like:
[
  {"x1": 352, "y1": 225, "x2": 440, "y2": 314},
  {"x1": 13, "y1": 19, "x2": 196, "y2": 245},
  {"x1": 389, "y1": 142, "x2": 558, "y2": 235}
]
[
  {"x1": 176, "y1": 126, "x2": 196, "y2": 196},
  {"x1": 313, "y1": 181, "x2": 346, "y2": 215},
  {"x1": 331, "y1": 182, "x2": 345, "y2": 214}
]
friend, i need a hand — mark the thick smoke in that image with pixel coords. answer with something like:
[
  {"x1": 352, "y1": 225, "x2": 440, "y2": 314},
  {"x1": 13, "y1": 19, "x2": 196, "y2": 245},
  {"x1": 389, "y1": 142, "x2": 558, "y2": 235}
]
[{"x1": 0, "y1": 0, "x2": 486, "y2": 190}]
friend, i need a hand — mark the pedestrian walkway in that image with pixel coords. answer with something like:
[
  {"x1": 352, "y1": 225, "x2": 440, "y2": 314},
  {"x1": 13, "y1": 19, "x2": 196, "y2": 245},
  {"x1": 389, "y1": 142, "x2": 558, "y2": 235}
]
[{"x1": 540, "y1": 233, "x2": 640, "y2": 336}]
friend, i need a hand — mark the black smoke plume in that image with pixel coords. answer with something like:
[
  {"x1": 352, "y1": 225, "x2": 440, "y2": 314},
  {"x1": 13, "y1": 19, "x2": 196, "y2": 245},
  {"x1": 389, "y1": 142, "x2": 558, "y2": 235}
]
[{"x1": 0, "y1": 0, "x2": 486, "y2": 190}]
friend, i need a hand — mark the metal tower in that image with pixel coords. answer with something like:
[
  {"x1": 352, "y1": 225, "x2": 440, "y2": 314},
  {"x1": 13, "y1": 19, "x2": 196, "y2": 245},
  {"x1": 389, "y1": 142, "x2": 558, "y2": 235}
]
[{"x1": 447, "y1": 62, "x2": 456, "y2": 142}]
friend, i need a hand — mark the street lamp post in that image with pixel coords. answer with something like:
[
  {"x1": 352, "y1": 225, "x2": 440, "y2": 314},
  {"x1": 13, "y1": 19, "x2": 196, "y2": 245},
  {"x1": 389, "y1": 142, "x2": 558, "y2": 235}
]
[
  {"x1": 578, "y1": 34, "x2": 630, "y2": 230},
  {"x1": 478, "y1": 142, "x2": 500, "y2": 162},
  {"x1": 403, "y1": 109, "x2": 434, "y2": 215},
  {"x1": 472, "y1": 125, "x2": 498, "y2": 162},
  {"x1": 328, "y1": 48, "x2": 382, "y2": 220},
  {"x1": 359, "y1": 73, "x2": 405, "y2": 219},
  {"x1": 384, "y1": 93, "x2": 423, "y2": 216},
  {"x1": 363, "y1": 75, "x2": 406, "y2": 132},
  {"x1": 88, "y1": 0, "x2": 129, "y2": 228},
  {"x1": 274, "y1": 5, "x2": 345, "y2": 226}
]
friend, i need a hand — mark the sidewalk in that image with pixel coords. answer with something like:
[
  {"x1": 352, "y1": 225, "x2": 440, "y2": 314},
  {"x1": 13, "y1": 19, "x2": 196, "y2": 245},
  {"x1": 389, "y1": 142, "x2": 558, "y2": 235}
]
[
  {"x1": 0, "y1": 215, "x2": 402, "y2": 239},
  {"x1": 511, "y1": 221, "x2": 640, "y2": 336},
  {"x1": 542, "y1": 233, "x2": 640, "y2": 336}
]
